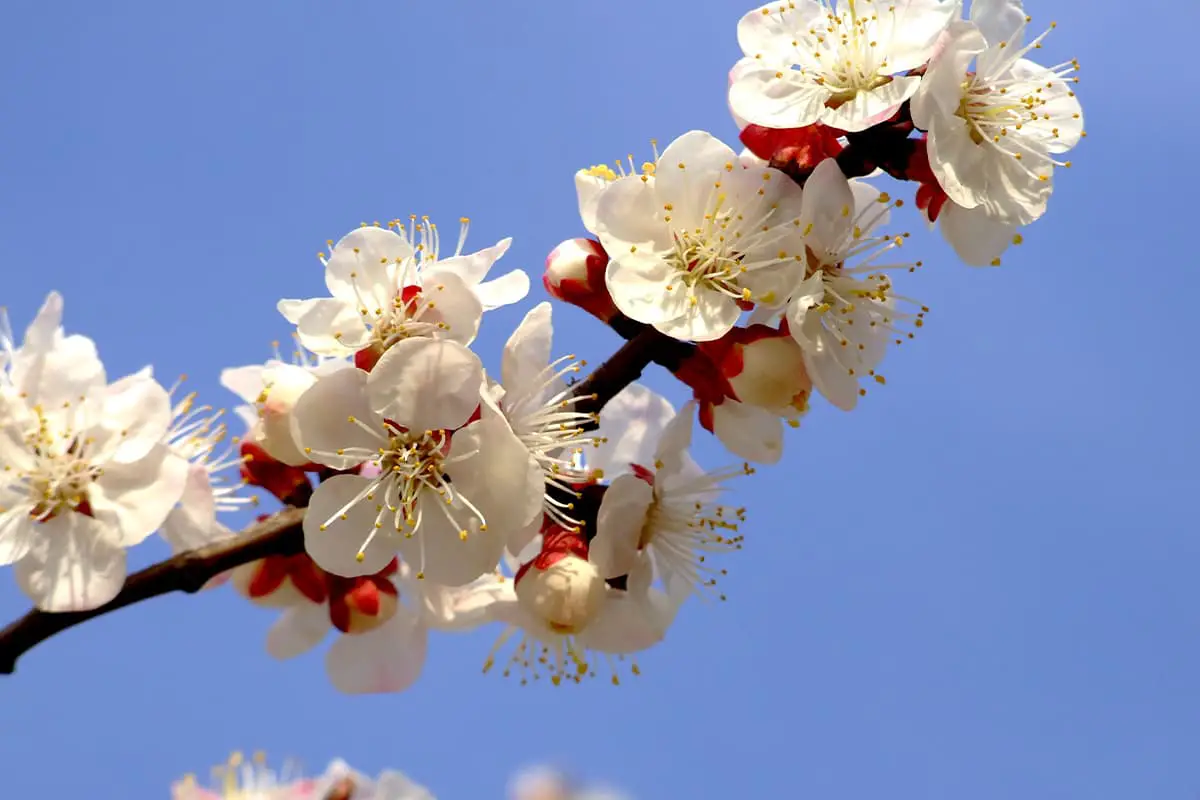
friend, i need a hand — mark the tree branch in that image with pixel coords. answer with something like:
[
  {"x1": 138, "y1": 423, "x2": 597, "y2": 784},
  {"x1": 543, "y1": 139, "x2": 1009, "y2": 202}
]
[
  {"x1": 0, "y1": 320, "x2": 685, "y2": 676},
  {"x1": 0, "y1": 506, "x2": 306, "y2": 675},
  {"x1": 571, "y1": 320, "x2": 695, "y2": 423}
]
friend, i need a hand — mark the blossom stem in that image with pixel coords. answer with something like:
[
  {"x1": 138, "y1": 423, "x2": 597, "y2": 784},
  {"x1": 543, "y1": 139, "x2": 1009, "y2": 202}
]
[{"x1": 0, "y1": 507, "x2": 306, "y2": 675}]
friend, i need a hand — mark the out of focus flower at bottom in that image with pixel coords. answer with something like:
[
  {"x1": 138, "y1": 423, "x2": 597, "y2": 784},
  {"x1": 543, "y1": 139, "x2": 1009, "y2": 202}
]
[{"x1": 174, "y1": 754, "x2": 629, "y2": 799}]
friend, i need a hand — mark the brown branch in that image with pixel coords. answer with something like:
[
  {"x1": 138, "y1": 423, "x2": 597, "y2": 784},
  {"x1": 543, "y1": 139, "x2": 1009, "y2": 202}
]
[
  {"x1": 0, "y1": 506, "x2": 306, "y2": 675},
  {"x1": 0, "y1": 319, "x2": 684, "y2": 676},
  {"x1": 571, "y1": 320, "x2": 695, "y2": 423}
]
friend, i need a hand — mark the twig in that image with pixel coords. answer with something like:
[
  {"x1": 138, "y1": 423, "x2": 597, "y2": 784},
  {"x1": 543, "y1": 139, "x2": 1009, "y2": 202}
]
[{"x1": 0, "y1": 507, "x2": 306, "y2": 674}]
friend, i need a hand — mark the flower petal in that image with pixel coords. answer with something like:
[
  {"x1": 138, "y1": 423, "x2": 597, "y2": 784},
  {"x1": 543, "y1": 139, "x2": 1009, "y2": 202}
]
[
  {"x1": 605, "y1": 252, "x2": 687, "y2": 326},
  {"x1": 592, "y1": 384, "x2": 675, "y2": 474},
  {"x1": 368, "y1": 338, "x2": 483, "y2": 432},
  {"x1": 266, "y1": 603, "x2": 331, "y2": 660},
  {"x1": 502, "y1": 302, "x2": 554, "y2": 401},
  {"x1": 728, "y1": 67, "x2": 827, "y2": 131},
  {"x1": 277, "y1": 297, "x2": 370, "y2": 356},
  {"x1": 324, "y1": 225, "x2": 412, "y2": 304},
  {"x1": 592, "y1": 475, "x2": 653, "y2": 580},
  {"x1": 304, "y1": 474, "x2": 400, "y2": 577},
  {"x1": 291, "y1": 366, "x2": 379, "y2": 470},
  {"x1": 654, "y1": 291, "x2": 741, "y2": 343},
  {"x1": 474, "y1": 269, "x2": 530, "y2": 311},
  {"x1": 13, "y1": 513, "x2": 127, "y2": 612},
  {"x1": 325, "y1": 606, "x2": 427, "y2": 694},
  {"x1": 711, "y1": 400, "x2": 784, "y2": 464},
  {"x1": 90, "y1": 444, "x2": 190, "y2": 547}
]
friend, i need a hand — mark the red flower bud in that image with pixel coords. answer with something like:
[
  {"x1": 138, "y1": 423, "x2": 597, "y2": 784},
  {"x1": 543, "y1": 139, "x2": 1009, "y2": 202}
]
[{"x1": 544, "y1": 238, "x2": 618, "y2": 322}]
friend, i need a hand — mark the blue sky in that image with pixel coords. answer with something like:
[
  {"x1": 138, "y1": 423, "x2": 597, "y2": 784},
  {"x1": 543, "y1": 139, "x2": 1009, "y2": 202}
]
[{"x1": 0, "y1": 1, "x2": 1196, "y2": 798}]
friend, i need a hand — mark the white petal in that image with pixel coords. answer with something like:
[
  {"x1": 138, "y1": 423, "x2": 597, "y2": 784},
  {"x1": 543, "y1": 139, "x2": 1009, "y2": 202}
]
[
  {"x1": 605, "y1": 252, "x2": 687, "y2": 326},
  {"x1": 592, "y1": 384, "x2": 675, "y2": 474},
  {"x1": 368, "y1": 338, "x2": 483, "y2": 432},
  {"x1": 502, "y1": 302, "x2": 553, "y2": 401},
  {"x1": 266, "y1": 603, "x2": 331, "y2": 660},
  {"x1": 304, "y1": 475, "x2": 400, "y2": 577},
  {"x1": 91, "y1": 374, "x2": 173, "y2": 465},
  {"x1": 804, "y1": 346, "x2": 860, "y2": 411},
  {"x1": 928, "y1": 110, "x2": 990, "y2": 209},
  {"x1": 277, "y1": 297, "x2": 370, "y2": 356},
  {"x1": 654, "y1": 131, "x2": 739, "y2": 225},
  {"x1": 291, "y1": 367, "x2": 378, "y2": 470},
  {"x1": 711, "y1": 400, "x2": 784, "y2": 464},
  {"x1": 653, "y1": 401, "x2": 697, "y2": 468},
  {"x1": 474, "y1": 269, "x2": 530, "y2": 311},
  {"x1": 13, "y1": 513, "x2": 127, "y2": 612},
  {"x1": 0, "y1": 506, "x2": 37, "y2": 565},
  {"x1": 819, "y1": 76, "x2": 921, "y2": 133},
  {"x1": 574, "y1": 170, "x2": 611, "y2": 234},
  {"x1": 939, "y1": 201, "x2": 1018, "y2": 266},
  {"x1": 325, "y1": 607, "x2": 427, "y2": 694},
  {"x1": 424, "y1": 237, "x2": 512, "y2": 288},
  {"x1": 882, "y1": 0, "x2": 959, "y2": 72},
  {"x1": 90, "y1": 444, "x2": 190, "y2": 547},
  {"x1": 728, "y1": 67, "x2": 827, "y2": 130},
  {"x1": 801, "y1": 159, "x2": 856, "y2": 253},
  {"x1": 219, "y1": 364, "x2": 266, "y2": 405},
  {"x1": 394, "y1": 492, "x2": 505, "y2": 586},
  {"x1": 971, "y1": 0, "x2": 1028, "y2": 48},
  {"x1": 579, "y1": 589, "x2": 670, "y2": 654},
  {"x1": 737, "y1": 1, "x2": 824, "y2": 59},
  {"x1": 421, "y1": 270, "x2": 484, "y2": 345},
  {"x1": 158, "y1": 465, "x2": 224, "y2": 553},
  {"x1": 593, "y1": 176, "x2": 671, "y2": 252},
  {"x1": 654, "y1": 291, "x2": 741, "y2": 343},
  {"x1": 592, "y1": 475, "x2": 653, "y2": 579},
  {"x1": 452, "y1": 410, "x2": 543, "y2": 536},
  {"x1": 324, "y1": 225, "x2": 411, "y2": 304}
]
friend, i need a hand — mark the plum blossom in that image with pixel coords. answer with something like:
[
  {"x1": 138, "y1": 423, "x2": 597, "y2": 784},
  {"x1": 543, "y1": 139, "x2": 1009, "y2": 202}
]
[
  {"x1": 293, "y1": 338, "x2": 542, "y2": 586},
  {"x1": 0, "y1": 294, "x2": 188, "y2": 611},
  {"x1": 278, "y1": 218, "x2": 527, "y2": 363},
  {"x1": 910, "y1": 0, "x2": 1083, "y2": 225},
  {"x1": 728, "y1": 0, "x2": 956, "y2": 133},
  {"x1": 495, "y1": 302, "x2": 599, "y2": 540},
  {"x1": 482, "y1": 528, "x2": 684, "y2": 686},
  {"x1": 590, "y1": 386, "x2": 748, "y2": 599},
  {"x1": 760, "y1": 158, "x2": 927, "y2": 410},
  {"x1": 591, "y1": 130, "x2": 806, "y2": 342}
]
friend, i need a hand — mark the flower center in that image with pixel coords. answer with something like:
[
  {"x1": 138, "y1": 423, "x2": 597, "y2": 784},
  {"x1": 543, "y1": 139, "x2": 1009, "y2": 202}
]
[{"x1": 666, "y1": 227, "x2": 749, "y2": 303}]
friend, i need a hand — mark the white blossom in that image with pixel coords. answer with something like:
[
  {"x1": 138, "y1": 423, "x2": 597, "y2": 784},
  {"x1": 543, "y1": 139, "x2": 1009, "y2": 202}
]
[
  {"x1": 760, "y1": 158, "x2": 926, "y2": 410},
  {"x1": 592, "y1": 130, "x2": 806, "y2": 342},
  {"x1": 590, "y1": 386, "x2": 748, "y2": 599},
  {"x1": 910, "y1": 0, "x2": 1083, "y2": 225},
  {"x1": 729, "y1": 0, "x2": 956, "y2": 133},
  {"x1": 278, "y1": 218, "x2": 527, "y2": 360},
  {"x1": 293, "y1": 338, "x2": 542, "y2": 585},
  {"x1": 495, "y1": 302, "x2": 598, "y2": 540},
  {"x1": 0, "y1": 293, "x2": 188, "y2": 611}
]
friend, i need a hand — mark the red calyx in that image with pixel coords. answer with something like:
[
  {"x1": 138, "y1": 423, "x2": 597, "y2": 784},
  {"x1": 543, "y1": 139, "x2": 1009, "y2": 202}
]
[
  {"x1": 245, "y1": 553, "x2": 329, "y2": 604},
  {"x1": 239, "y1": 441, "x2": 313, "y2": 506}
]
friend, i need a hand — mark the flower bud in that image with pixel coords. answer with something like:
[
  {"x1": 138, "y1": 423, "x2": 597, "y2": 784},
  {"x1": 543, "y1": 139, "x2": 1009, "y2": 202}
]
[
  {"x1": 515, "y1": 550, "x2": 606, "y2": 635},
  {"x1": 699, "y1": 325, "x2": 811, "y2": 419},
  {"x1": 231, "y1": 554, "x2": 327, "y2": 608},
  {"x1": 543, "y1": 238, "x2": 618, "y2": 322},
  {"x1": 256, "y1": 363, "x2": 317, "y2": 466},
  {"x1": 328, "y1": 575, "x2": 400, "y2": 635}
]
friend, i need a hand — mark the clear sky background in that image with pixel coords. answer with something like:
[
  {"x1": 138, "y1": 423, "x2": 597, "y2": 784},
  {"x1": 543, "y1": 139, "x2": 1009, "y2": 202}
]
[{"x1": 0, "y1": 1, "x2": 1196, "y2": 798}]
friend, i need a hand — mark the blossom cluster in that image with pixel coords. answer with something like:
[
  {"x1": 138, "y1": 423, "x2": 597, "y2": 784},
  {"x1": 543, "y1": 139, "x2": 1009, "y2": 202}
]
[
  {"x1": 0, "y1": 0, "x2": 1082, "y2": 692},
  {"x1": 173, "y1": 752, "x2": 626, "y2": 800}
]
